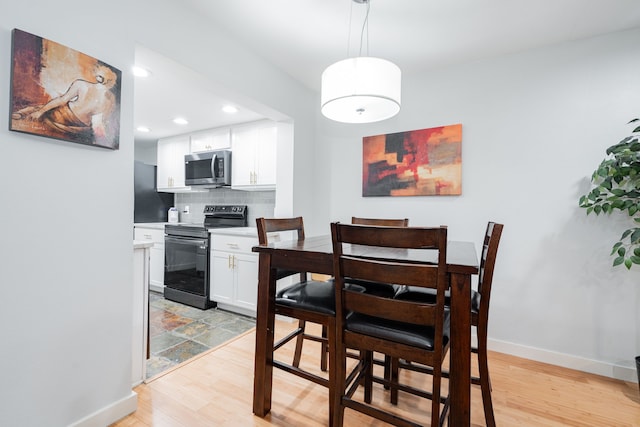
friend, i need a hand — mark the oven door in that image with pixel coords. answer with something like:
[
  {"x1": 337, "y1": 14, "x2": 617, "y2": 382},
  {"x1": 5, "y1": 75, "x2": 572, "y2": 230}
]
[{"x1": 164, "y1": 235, "x2": 209, "y2": 296}]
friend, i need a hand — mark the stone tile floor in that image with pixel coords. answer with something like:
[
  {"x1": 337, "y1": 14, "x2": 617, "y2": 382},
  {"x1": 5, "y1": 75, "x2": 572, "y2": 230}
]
[{"x1": 146, "y1": 291, "x2": 255, "y2": 379}]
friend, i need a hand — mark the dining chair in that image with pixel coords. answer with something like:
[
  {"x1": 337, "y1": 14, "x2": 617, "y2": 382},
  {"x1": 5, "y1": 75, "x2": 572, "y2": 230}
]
[
  {"x1": 256, "y1": 217, "x2": 333, "y2": 372},
  {"x1": 393, "y1": 221, "x2": 504, "y2": 427},
  {"x1": 331, "y1": 222, "x2": 450, "y2": 427},
  {"x1": 256, "y1": 216, "x2": 366, "y2": 424}
]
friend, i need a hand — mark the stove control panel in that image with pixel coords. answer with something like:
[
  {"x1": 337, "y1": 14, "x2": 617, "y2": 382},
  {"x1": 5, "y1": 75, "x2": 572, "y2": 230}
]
[{"x1": 204, "y1": 205, "x2": 246, "y2": 214}]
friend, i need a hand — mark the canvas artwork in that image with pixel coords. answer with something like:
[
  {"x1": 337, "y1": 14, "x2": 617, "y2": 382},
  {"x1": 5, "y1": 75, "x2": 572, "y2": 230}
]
[
  {"x1": 9, "y1": 29, "x2": 121, "y2": 150},
  {"x1": 363, "y1": 124, "x2": 462, "y2": 197}
]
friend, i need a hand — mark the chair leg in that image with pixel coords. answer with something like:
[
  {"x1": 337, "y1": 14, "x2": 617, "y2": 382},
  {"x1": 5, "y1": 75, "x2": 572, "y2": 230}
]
[
  {"x1": 326, "y1": 319, "x2": 337, "y2": 426},
  {"x1": 431, "y1": 364, "x2": 442, "y2": 427},
  {"x1": 477, "y1": 323, "x2": 496, "y2": 427},
  {"x1": 320, "y1": 325, "x2": 328, "y2": 372},
  {"x1": 363, "y1": 350, "x2": 373, "y2": 404},
  {"x1": 332, "y1": 320, "x2": 346, "y2": 427},
  {"x1": 390, "y1": 356, "x2": 399, "y2": 405},
  {"x1": 383, "y1": 354, "x2": 391, "y2": 390},
  {"x1": 292, "y1": 320, "x2": 306, "y2": 368}
]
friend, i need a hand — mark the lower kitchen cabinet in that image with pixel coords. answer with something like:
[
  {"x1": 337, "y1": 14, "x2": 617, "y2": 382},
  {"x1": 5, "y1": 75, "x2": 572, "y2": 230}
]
[
  {"x1": 133, "y1": 226, "x2": 165, "y2": 292},
  {"x1": 210, "y1": 233, "x2": 258, "y2": 317}
]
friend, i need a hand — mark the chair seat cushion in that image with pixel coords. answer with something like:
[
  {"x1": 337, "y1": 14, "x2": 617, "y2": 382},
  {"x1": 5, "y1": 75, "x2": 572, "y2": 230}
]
[
  {"x1": 346, "y1": 311, "x2": 450, "y2": 351},
  {"x1": 276, "y1": 280, "x2": 365, "y2": 315},
  {"x1": 394, "y1": 286, "x2": 481, "y2": 314}
]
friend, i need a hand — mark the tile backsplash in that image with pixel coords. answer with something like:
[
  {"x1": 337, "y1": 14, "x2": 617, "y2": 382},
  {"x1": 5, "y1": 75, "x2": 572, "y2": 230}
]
[{"x1": 174, "y1": 188, "x2": 275, "y2": 227}]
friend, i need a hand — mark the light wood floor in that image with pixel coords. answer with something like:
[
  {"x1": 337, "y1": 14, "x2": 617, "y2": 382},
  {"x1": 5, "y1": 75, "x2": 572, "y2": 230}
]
[{"x1": 112, "y1": 320, "x2": 640, "y2": 426}]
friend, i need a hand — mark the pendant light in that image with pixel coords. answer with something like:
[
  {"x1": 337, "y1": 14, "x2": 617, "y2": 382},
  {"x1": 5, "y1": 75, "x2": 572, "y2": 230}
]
[{"x1": 321, "y1": 0, "x2": 401, "y2": 124}]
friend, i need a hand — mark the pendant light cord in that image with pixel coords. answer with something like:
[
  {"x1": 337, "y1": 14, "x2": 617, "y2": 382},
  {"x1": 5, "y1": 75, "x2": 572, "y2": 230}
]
[
  {"x1": 358, "y1": 0, "x2": 370, "y2": 57},
  {"x1": 347, "y1": 0, "x2": 371, "y2": 58}
]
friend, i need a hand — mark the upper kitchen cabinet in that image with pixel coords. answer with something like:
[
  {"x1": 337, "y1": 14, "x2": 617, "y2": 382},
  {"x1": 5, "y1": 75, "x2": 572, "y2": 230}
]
[
  {"x1": 157, "y1": 135, "x2": 192, "y2": 192},
  {"x1": 190, "y1": 128, "x2": 231, "y2": 152},
  {"x1": 231, "y1": 121, "x2": 277, "y2": 191}
]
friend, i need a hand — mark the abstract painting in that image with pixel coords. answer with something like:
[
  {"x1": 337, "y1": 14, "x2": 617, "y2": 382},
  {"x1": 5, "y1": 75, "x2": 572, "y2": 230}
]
[
  {"x1": 363, "y1": 124, "x2": 462, "y2": 197},
  {"x1": 9, "y1": 29, "x2": 121, "y2": 150}
]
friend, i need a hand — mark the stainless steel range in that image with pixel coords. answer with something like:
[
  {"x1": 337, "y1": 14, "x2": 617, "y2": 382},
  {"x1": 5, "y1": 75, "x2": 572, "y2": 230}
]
[{"x1": 164, "y1": 205, "x2": 248, "y2": 309}]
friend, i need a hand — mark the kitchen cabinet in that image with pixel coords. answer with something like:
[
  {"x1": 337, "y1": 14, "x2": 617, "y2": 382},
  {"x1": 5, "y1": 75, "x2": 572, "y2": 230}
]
[
  {"x1": 133, "y1": 226, "x2": 165, "y2": 292},
  {"x1": 190, "y1": 128, "x2": 231, "y2": 152},
  {"x1": 231, "y1": 121, "x2": 277, "y2": 190},
  {"x1": 210, "y1": 233, "x2": 258, "y2": 317},
  {"x1": 156, "y1": 135, "x2": 191, "y2": 192}
]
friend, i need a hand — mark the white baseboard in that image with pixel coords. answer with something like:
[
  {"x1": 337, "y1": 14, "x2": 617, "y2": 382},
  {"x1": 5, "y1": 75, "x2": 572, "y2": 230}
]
[
  {"x1": 488, "y1": 338, "x2": 637, "y2": 383},
  {"x1": 149, "y1": 283, "x2": 164, "y2": 293},
  {"x1": 69, "y1": 391, "x2": 137, "y2": 427}
]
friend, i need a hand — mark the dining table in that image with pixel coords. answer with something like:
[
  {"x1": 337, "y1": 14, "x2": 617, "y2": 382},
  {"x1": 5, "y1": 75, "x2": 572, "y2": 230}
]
[{"x1": 252, "y1": 234, "x2": 479, "y2": 426}]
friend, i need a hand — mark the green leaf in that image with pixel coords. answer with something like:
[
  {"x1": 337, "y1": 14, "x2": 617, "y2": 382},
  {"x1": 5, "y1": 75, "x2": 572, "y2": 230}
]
[
  {"x1": 631, "y1": 256, "x2": 640, "y2": 265},
  {"x1": 629, "y1": 205, "x2": 638, "y2": 216},
  {"x1": 611, "y1": 242, "x2": 623, "y2": 255},
  {"x1": 613, "y1": 256, "x2": 625, "y2": 267},
  {"x1": 634, "y1": 247, "x2": 640, "y2": 257},
  {"x1": 625, "y1": 258, "x2": 633, "y2": 269},
  {"x1": 621, "y1": 229, "x2": 632, "y2": 239},
  {"x1": 594, "y1": 205, "x2": 602, "y2": 215},
  {"x1": 631, "y1": 229, "x2": 640, "y2": 243},
  {"x1": 618, "y1": 247, "x2": 626, "y2": 256}
]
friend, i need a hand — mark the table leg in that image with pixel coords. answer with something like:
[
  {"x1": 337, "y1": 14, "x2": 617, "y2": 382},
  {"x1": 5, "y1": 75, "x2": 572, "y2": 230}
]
[
  {"x1": 448, "y1": 271, "x2": 471, "y2": 426},
  {"x1": 253, "y1": 252, "x2": 276, "y2": 416}
]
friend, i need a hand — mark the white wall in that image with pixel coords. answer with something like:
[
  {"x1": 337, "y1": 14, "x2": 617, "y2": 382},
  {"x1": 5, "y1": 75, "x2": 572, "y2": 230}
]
[
  {"x1": 318, "y1": 28, "x2": 640, "y2": 381},
  {"x1": 0, "y1": 1, "x2": 314, "y2": 425}
]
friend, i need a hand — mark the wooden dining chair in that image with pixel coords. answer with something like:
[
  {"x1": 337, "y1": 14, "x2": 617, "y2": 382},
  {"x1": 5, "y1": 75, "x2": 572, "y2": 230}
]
[
  {"x1": 256, "y1": 217, "x2": 333, "y2": 371},
  {"x1": 393, "y1": 221, "x2": 504, "y2": 427},
  {"x1": 256, "y1": 217, "x2": 365, "y2": 424},
  {"x1": 331, "y1": 222, "x2": 450, "y2": 427}
]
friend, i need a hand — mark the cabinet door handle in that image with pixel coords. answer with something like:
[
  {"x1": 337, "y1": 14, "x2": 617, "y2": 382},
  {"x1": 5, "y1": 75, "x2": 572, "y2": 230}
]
[
  {"x1": 232, "y1": 255, "x2": 237, "y2": 269},
  {"x1": 143, "y1": 234, "x2": 152, "y2": 239},
  {"x1": 228, "y1": 254, "x2": 233, "y2": 269},
  {"x1": 227, "y1": 243, "x2": 240, "y2": 249}
]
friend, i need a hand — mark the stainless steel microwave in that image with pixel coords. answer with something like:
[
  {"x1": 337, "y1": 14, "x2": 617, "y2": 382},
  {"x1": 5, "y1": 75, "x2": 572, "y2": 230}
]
[{"x1": 184, "y1": 150, "x2": 232, "y2": 187}]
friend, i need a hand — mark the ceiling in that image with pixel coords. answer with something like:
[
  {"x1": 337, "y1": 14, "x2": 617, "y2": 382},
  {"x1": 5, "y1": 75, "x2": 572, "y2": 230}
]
[{"x1": 134, "y1": 0, "x2": 640, "y2": 146}]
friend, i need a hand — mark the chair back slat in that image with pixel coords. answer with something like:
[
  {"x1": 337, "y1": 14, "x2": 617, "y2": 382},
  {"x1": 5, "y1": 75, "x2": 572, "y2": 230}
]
[
  {"x1": 337, "y1": 224, "x2": 444, "y2": 250},
  {"x1": 352, "y1": 217, "x2": 409, "y2": 227},
  {"x1": 344, "y1": 290, "x2": 436, "y2": 325}
]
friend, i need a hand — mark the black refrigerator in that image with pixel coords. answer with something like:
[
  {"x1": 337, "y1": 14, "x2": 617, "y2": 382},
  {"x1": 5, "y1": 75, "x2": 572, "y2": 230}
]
[{"x1": 134, "y1": 161, "x2": 175, "y2": 223}]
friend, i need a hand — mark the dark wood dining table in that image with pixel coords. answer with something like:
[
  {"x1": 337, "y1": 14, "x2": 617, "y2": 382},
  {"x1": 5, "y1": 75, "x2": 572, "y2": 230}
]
[{"x1": 252, "y1": 234, "x2": 479, "y2": 426}]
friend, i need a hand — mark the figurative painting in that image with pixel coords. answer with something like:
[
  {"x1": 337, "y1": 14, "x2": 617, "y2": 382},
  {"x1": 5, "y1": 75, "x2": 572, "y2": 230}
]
[
  {"x1": 363, "y1": 124, "x2": 462, "y2": 197},
  {"x1": 9, "y1": 29, "x2": 121, "y2": 150}
]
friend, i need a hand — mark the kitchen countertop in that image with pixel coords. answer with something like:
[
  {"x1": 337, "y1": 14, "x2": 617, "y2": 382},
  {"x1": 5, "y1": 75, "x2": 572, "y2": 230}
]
[
  {"x1": 208, "y1": 226, "x2": 258, "y2": 237},
  {"x1": 133, "y1": 240, "x2": 154, "y2": 249},
  {"x1": 134, "y1": 222, "x2": 192, "y2": 230}
]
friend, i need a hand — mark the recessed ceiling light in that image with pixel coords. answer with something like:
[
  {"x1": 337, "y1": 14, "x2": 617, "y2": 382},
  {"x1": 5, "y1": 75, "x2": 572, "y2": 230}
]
[
  {"x1": 173, "y1": 117, "x2": 188, "y2": 125},
  {"x1": 132, "y1": 66, "x2": 151, "y2": 78},
  {"x1": 222, "y1": 105, "x2": 238, "y2": 114},
  {"x1": 136, "y1": 126, "x2": 151, "y2": 133}
]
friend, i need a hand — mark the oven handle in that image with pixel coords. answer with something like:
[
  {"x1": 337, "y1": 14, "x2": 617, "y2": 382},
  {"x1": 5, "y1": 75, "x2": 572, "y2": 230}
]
[{"x1": 165, "y1": 236, "x2": 209, "y2": 249}]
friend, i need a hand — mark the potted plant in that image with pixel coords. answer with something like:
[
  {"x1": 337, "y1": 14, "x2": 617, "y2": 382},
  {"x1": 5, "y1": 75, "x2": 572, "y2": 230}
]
[
  {"x1": 579, "y1": 118, "x2": 640, "y2": 268},
  {"x1": 578, "y1": 117, "x2": 640, "y2": 392}
]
